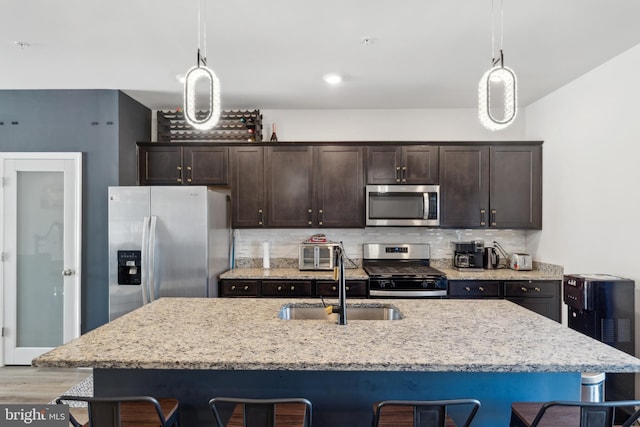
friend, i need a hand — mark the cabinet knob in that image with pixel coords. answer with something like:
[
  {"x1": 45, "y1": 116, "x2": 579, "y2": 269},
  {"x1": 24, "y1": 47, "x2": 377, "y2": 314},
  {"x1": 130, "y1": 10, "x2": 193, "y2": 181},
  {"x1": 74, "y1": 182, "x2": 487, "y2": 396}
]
[
  {"x1": 277, "y1": 286, "x2": 282, "y2": 291},
  {"x1": 332, "y1": 286, "x2": 337, "y2": 291},
  {"x1": 231, "y1": 285, "x2": 236, "y2": 290},
  {"x1": 478, "y1": 286, "x2": 485, "y2": 292},
  {"x1": 244, "y1": 285, "x2": 249, "y2": 291},
  {"x1": 465, "y1": 286, "x2": 471, "y2": 292},
  {"x1": 290, "y1": 286, "x2": 295, "y2": 291},
  {"x1": 521, "y1": 287, "x2": 528, "y2": 292},
  {"x1": 534, "y1": 287, "x2": 541, "y2": 292},
  {"x1": 346, "y1": 286, "x2": 350, "y2": 291},
  {"x1": 187, "y1": 166, "x2": 192, "y2": 171}
]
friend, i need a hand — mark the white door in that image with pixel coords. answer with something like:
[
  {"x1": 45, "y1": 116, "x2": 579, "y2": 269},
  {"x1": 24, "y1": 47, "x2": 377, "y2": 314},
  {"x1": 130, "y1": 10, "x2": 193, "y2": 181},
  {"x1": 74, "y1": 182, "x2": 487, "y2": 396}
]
[{"x1": 1, "y1": 153, "x2": 82, "y2": 366}]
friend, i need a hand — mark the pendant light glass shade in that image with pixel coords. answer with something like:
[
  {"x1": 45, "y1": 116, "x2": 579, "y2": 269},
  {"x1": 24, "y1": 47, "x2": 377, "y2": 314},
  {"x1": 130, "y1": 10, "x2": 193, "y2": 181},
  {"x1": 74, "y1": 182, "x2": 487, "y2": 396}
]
[
  {"x1": 183, "y1": 65, "x2": 221, "y2": 131},
  {"x1": 478, "y1": 65, "x2": 517, "y2": 131}
]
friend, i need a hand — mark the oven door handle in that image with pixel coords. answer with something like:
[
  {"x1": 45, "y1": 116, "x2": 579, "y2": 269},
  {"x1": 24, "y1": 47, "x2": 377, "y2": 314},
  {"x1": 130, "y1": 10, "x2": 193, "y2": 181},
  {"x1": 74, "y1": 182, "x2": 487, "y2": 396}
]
[{"x1": 369, "y1": 290, "x2": 447, "y2": 297}]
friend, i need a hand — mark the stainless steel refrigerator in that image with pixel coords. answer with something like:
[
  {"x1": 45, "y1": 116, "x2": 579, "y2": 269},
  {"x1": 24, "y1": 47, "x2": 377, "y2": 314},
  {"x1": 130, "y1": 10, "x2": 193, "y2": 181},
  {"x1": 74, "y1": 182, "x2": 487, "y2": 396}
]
[{"x1": 108, "y1": 186, "x2": 231, "y2": 320}]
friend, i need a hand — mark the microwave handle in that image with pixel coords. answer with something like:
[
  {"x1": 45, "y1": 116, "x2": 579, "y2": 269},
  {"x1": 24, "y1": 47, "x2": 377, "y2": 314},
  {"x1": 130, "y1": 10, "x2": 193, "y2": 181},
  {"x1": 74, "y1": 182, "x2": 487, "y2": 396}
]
[{"x1": 423, "y1": 193, "x2": 429, "y2": 220}]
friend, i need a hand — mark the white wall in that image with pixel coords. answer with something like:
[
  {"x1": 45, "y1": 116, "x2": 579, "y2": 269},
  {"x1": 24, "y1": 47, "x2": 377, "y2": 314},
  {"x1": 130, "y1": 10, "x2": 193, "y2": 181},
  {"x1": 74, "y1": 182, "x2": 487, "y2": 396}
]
[
  {"x1": 524, "y1": 43, "x2": 640, "y2": 285},
  {"x1": 261, "y1": 108, "x2": 525, "y2": 142}
]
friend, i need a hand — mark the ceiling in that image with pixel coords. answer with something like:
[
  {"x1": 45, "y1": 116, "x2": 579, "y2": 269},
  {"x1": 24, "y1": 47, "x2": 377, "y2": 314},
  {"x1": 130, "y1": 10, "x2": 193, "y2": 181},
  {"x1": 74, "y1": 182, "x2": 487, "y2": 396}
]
[{"x1": 2, "y1": 0, "x2": 640, "y2": 111}]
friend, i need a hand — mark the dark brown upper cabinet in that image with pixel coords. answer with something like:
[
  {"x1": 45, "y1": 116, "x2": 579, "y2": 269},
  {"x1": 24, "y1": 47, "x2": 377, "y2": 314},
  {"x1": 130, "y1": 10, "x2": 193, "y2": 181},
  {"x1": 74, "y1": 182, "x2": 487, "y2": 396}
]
[
  {"x1": 439, "y1": 144, "x2": 542, "y2": 229},
  {"x1": 266, "y1": 146, "x2": 315, "y2": 227},
  {"x1": 366, "y1": 145, "x2": 439, "y2": 184},
  {"x1": 314, "y1": 145, "x2": 365, "y2": 228},
  {"x1": 489, "y1": 145, "x2": 542, "y2": 229},
  {"x1": 138, "y1": 144, "x2": 228, "y2": 186},
  {"x1": 230, "y1": 146, "x2": 265, "y2": 228},
  {"x1": 265, "y1": 145, "x2": 365, "y2": 228}
]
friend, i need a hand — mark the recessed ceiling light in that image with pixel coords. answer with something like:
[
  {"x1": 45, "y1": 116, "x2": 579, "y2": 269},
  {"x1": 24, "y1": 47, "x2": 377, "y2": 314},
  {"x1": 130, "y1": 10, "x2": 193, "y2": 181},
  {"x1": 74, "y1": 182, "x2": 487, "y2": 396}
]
[
  {"x1": 14, "y1": 41, "x2": 30, "y2": 49},
  {"x1": 323, "y1": 73, "x2": 343, "y2": 85}
]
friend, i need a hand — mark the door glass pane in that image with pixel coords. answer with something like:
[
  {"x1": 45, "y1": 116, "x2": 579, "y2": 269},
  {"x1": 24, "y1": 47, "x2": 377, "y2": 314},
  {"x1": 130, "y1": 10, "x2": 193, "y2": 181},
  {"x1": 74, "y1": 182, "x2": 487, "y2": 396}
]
[{"x1": 16, "y1": 171, "x2": 64, "y2": 347}]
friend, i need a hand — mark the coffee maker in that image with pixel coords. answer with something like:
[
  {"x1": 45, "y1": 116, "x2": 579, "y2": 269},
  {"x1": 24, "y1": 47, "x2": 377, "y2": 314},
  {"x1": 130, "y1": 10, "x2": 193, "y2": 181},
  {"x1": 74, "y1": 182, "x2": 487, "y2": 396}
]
[{"x1": 453, "y1": 240, "x2": 485, "y2": 270}]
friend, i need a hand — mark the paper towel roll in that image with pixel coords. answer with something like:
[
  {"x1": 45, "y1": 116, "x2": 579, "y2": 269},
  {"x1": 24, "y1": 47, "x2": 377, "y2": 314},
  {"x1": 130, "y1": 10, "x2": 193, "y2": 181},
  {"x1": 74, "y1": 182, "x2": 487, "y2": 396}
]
[{"x1": 263, "y1": 242, "x2": 270, "y2": 269}]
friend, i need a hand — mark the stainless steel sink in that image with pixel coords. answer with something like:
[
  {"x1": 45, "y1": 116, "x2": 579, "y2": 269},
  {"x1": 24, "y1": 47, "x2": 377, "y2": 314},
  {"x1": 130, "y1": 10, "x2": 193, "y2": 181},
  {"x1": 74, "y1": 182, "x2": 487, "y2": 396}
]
[{"x1": 278, "y1": 304, "x2": 403, "y2": 321}]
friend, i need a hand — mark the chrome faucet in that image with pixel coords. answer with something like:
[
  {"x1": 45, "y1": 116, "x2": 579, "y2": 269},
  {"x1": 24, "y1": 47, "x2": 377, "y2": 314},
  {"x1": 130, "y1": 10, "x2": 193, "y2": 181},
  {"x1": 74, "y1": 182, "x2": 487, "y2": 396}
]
[{"x1": 331, "y1": 245, "x2": 347, "y2": 325}]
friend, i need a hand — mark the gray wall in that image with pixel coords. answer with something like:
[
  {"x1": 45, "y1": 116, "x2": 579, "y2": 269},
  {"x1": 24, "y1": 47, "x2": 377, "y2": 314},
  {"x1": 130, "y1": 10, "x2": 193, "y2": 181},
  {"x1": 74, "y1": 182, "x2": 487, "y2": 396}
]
[{"x1": 0, "y1": 89, "x2": 150, "y2": 332}]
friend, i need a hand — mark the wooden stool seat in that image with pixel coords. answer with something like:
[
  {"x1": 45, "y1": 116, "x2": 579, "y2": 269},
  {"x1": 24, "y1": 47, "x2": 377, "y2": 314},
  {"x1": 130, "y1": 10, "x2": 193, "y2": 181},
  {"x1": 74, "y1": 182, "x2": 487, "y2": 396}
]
[
  {"x1": 57, "y1": 395, "x2": 179, "y2": 427},
  {"x1": 209, "y1": 397, "x2": 311, "y2": 427},
  {"x1": 373, "y1": 399, "x2": 480, "y2": 427},
  {"x1": 374, "y1": 404, "x2": 457, "y2": 426},
  {"x1": 510, "y1": 400, "x2": 640, "y2": 427}
]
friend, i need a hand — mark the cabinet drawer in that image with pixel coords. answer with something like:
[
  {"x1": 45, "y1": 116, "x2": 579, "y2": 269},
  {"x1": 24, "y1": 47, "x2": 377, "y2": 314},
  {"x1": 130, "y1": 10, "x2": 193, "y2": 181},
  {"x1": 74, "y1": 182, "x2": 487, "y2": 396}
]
[
  {"x1": 316, "y1": 280, "x2": 368, "y2": 297},
  {"x1": 262, "y1": 281, "x2": 313, "y2": 297},
  {"x1": 448, "y1": 281, "x2": 501, "y2": 298},
  {"x1": 220, "y1": 280, "x2": 259, "y2": 297},
  {"x1": 504, "y1": 281, "x2": 559, "y2": 298}
]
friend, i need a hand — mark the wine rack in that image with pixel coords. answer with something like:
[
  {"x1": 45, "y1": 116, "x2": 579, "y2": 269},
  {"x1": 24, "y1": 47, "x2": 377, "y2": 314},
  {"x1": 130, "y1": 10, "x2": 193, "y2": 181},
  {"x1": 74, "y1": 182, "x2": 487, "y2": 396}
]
[{"x1": 157, "y1": 109, "x2": 263, "y2": 142}]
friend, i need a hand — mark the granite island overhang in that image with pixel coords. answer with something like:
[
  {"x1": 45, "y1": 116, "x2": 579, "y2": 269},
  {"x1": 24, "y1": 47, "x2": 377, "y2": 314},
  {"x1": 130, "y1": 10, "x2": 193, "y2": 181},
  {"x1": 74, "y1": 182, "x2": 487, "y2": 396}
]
[{"x1": 33, "y1": 298, "x2": 640, "y2": 426}]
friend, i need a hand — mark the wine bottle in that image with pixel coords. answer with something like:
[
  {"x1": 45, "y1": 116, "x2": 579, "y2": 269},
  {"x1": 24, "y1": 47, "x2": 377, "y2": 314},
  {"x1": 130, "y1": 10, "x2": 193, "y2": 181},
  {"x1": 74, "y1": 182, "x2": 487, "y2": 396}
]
[{"x1": 270, "y1": 123, "x2": 278, "y2": 142}]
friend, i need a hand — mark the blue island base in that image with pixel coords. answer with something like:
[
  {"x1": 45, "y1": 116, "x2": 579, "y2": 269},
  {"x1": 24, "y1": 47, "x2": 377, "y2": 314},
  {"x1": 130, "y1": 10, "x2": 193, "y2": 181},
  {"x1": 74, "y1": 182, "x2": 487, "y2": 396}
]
[{"x1": 94, "y1": 369, "x2": 580, "y2": 427}]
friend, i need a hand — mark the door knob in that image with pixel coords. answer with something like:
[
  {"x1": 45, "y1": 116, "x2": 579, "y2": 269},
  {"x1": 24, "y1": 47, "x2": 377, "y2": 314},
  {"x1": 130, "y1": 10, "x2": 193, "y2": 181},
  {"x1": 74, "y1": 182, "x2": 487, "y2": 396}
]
[{"x1": 62, "y1": 269, "x2": 74, "y2": 276}]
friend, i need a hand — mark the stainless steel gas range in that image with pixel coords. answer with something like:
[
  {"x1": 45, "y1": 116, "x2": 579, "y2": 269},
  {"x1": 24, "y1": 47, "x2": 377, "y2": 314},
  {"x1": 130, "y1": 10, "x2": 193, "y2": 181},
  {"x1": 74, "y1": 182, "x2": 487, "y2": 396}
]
[{"x1": 363, "y1": 243, "x2": 447, "y2": 298}]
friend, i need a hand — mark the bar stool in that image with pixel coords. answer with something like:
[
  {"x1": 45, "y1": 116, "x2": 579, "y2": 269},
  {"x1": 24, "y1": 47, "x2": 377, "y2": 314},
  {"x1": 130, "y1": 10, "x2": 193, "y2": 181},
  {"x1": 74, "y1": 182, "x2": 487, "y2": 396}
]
[
  {"x1": 56, "y1": 395, "x2": 180, "y2": 427},
  {"x1": 372, "y1": 399, "x2": 481, "y2": 427},
  {"x1": 510, "y1": 400, "x2": 640, "y2": 427},
  {"x1": 209, "y1": 397, "x2": 312, "y2": 427}
]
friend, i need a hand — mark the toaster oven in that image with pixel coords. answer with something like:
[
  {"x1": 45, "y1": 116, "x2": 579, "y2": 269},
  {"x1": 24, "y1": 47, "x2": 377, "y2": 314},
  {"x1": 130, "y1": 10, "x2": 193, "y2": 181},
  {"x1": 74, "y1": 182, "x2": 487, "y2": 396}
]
[{"x1": 299, "y1": 243, "x2": 337, "y2": 270}]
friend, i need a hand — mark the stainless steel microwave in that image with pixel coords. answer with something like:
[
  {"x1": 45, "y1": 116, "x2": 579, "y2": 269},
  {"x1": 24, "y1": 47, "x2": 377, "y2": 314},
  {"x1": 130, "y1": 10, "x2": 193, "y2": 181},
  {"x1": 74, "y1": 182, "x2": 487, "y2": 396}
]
[{"x1": 366, "y1": 184, "x2": 440, "y2": 226}]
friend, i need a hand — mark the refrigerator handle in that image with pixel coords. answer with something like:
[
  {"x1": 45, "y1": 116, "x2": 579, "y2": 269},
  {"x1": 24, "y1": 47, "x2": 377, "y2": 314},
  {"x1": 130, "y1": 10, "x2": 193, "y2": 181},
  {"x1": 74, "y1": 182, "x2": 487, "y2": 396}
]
[
  {"x1": 148, "y1": 215, "x2": 158, "y2": 302},
  {"x1": 141, "y1": 216, "x2": 151, "y2": 305}
]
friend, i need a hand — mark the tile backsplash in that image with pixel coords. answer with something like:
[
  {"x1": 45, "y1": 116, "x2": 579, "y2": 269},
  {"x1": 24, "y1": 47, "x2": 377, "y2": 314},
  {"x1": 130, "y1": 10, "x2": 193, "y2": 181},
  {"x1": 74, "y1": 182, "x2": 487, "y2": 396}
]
[{"x1": 232, "y1": 228, "x2": 526, "y2": 266}]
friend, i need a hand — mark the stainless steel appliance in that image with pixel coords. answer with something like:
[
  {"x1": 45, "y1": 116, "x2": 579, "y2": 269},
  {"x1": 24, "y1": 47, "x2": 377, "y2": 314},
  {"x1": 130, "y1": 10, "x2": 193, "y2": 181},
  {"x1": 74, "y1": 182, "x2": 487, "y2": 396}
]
[
  {"x1": 363, "y1": 243, "x2": 447, "y2": 298},
  {"x1": 453, "y1": 241, "x2": 485, "y2": 270},
  {"x1": 564, "y1": 274, "x2": 636, "y2": 417},
  {"x1": 299, "y1": 243, "x2": 337, "y2": 270},
  {"x1": 108, "y1": 186, "x2": 231, "y2": 320},
  {"x1": 365, "y1": 184, "x2": 440, "y2": 226},
  {"x1": 483, "y1": 246, "x2": 499, "y2": 270}
]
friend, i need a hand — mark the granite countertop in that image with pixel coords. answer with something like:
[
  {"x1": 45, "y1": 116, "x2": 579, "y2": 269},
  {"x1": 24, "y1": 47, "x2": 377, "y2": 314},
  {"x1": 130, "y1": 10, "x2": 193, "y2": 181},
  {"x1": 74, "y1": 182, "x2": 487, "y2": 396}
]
[
  {"x1": 33, "y1": 298, "x2": 640, "y2": 373},
  {"x1": 439, "y1": 267, "x2": 563, "y2": 281},
  {"x1": 220, "y1": 267, "x2": 369, "y2": 280}
]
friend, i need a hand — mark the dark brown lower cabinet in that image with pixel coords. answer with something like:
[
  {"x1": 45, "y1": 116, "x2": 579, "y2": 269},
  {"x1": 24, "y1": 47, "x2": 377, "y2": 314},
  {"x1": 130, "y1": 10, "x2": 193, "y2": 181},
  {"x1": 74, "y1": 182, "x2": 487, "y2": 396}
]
[
  {"x1": 262, "y1": 280, "x2": 313, "y2": 297},
  {"x1": 219, "y1": 280, "x2": 259, "y2": 297},
  {"x1": 219, "y1": 279, "x2": 368, "y2": 298},
  {"x1": 448, "y1": 281, "x2": 501, "y2": 298},
  {"x1": 504, "y1": 280, "x2": 560, "y2": 322},
  {"x1": 316, "y1": 280, "x2": 367, "y2": 297},
  {"x1": 448, "y1": 279, "x2": 560, "y2": 322}
]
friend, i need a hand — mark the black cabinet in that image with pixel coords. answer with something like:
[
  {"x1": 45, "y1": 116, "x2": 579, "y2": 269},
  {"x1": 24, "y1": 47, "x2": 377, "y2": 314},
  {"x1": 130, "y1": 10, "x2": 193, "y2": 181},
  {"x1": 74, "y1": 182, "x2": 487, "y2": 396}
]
[
  {"x1": 439, "y1": 144, "x2": 541, "y2": 229},
  {"x1": 448, "y1": 279, "x2": 561, "y2": 322},
  {"x1": 262, "y1": 280, "x2": 313, "y2": 297},
  {"x1": 220, "y1": 280, "x2": 259, "y2": 297},
  {"x1": 504, "y1": 280, "x2": 560, "y2": 322},
  {"x1": 138, "y1": 144, "x2": 228, "y2": 186},
  {"x1": 366, "y1": 145, "x2": 439, "y2": 184},
  {"x1": 448, "y1": 280, "x2": 501, "y2": 298},
  {"x1": 316, "y1": 280, "x2": 368, "y2": 297},
  {"x1": 220, "y1": 279, "x2": 367, "y2": 298}
]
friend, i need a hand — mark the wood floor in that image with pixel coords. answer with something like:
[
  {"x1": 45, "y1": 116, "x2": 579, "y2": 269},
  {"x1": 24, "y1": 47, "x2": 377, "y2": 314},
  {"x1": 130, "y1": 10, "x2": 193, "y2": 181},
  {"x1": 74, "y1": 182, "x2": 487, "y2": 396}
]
[
  {"x1": 0, "y1": 366, "x2": 92, "y2": 404},
  {"x1": 0, "y1": 366, "x2": 92, "y2": 423}
]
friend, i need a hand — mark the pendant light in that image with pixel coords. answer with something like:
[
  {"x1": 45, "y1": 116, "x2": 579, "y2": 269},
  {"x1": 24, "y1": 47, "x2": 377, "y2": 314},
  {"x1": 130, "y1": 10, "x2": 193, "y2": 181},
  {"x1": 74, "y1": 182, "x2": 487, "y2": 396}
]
[
  {"x1": 183, "y1": 0, "x2": 221, "y2": 131},
  {"x1": 478, "y1": 0, "x2": 517, "y2": 131}
]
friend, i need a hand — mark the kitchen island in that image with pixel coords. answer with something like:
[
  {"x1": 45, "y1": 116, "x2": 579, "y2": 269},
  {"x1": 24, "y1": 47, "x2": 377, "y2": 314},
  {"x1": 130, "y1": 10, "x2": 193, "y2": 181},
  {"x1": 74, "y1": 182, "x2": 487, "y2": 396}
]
[{"x1": 33, "y1": 298, "x2": 640, "y2": 426}]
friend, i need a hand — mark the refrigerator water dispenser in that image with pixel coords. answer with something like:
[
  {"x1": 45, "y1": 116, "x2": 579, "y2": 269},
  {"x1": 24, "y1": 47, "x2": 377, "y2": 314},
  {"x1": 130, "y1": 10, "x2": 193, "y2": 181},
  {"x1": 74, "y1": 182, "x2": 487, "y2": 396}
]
[{"x1": 117, "y1": 250, "x2": 141, "y2": 285}]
